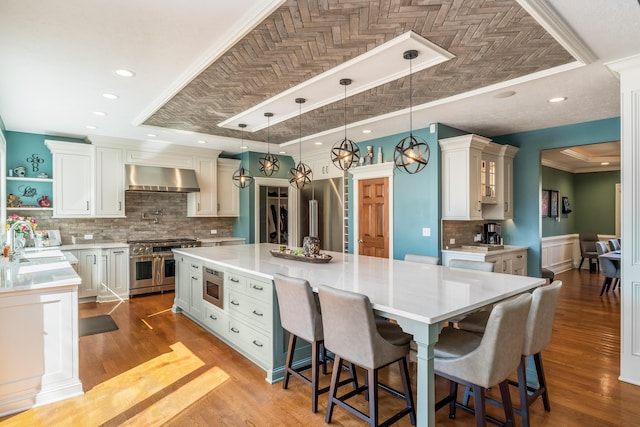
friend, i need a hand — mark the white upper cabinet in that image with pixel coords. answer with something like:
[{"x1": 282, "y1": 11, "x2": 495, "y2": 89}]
[
  {"x1": 216, "y1": 158, "x2": 240, "y2": 217},
  {"x1": 45, "y1": 140, "x2": 95, "y2": 218},
  {"x1": 95, "y1": 146, "x2": 125, "y2": 217},
  {"x1": 440, "y1": 134, "x2": 518, "y2": 221},
  {"x1": 440, "y1": 134, "x2": 490, "y2": 220},
  {"x1": 187, "y1": 157, "x2": 217, "y2": 217}
]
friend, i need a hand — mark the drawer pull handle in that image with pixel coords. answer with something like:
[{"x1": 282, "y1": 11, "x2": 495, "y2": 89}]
[
  {"x1": 209, "y1": 314, "x2": 217, "y2": 320},
  {"x1": 231, "y1": 327, "x2": 239, "y2": 334},
  {"x1": 516, "y1": 255, "x2": 523, "y2": 258},
  {"x1": 231, "y1": 300, "x2": 240, "y2": 306},
  {"x1": 252, "y1": 310, "x2": 263, "y2": 317},
  {"x1": 251, "y1": 284, "x2": 264, "y2": 291},
  {"x1": 230, "y1": 277, "x2": 240, "y2": 283},
  {"x1": 252, "y1": 340, "x2": 263, "y2": 348},
  {"x1": 191, "y1": 276, "x2": 199, "y2": 280},
  {"x1": 191, "y1": 264, "x2": 199, "y2": 269}
]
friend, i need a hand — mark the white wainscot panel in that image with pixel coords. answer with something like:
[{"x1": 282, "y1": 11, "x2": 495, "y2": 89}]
[{"x1": 541, "y1": 234, "x2": 579, "y2": 274}]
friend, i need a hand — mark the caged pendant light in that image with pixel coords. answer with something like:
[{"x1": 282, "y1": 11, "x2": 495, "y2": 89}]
[
  {"x1": 394, "y1": 50, "x2": 430, "y2": 174},
  {"x1": 232, "y1": 123, "x2": 254, "y2": 188},
  {"x1": 289, "y1": 98, "x2": 312, "y2": 190},
  {"x1": 258, "y1": 112, "x2": 280, "y2": 176},
  {"x1": 331, "y1": 78, "x2": 360, "y2": 170}
]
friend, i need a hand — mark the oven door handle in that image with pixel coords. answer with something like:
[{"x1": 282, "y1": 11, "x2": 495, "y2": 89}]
[{"x1": 156, "y1": 256, "x2": 165, "y2": 287}]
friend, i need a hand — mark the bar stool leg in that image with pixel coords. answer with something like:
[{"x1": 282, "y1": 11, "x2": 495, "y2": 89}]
[
  {"x1": 311, "y1": 340, "x2": 321, "y2": 413},
  {"x1": 499, "y1": 380, "x2": 514, "y2": 426},
  {"x1": 534, "y1": 353, "x2": 551, "y2": 412},
  {"x1": 283, "y1": 334, "x2": 296, "y2": 389},
  {"x1": 368, "y1": 368, "x2": 378, "y2": 427},
  {"x1": 325, "y1": 355, "x2": 343, "y2": 423}
]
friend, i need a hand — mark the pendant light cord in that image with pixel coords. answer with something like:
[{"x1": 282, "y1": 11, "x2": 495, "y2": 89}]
[
  {"x1": 409, "y1": 55, "x2": 413, "y2": 137},
  {"x1": 344, "y1": 83, "x2": 347, "y2": 140}
]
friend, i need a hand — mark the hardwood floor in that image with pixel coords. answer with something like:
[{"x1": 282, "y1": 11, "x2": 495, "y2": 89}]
[{"x1": 3, "y1": 268, "x2": 639, "y2": 426}]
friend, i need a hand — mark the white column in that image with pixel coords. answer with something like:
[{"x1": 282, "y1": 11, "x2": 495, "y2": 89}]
[{"x1": 607, "y1": 54, "x2": 640, "y2": 386}]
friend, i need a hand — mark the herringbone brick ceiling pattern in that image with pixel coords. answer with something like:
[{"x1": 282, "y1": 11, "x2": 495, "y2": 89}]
[{"x1": 145, "y1": 0, "x2": 574, "y2": 145}]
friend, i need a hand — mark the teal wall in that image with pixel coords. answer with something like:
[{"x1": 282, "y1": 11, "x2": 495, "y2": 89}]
[
  {"x1": 574, "y1": 171, "x2": 620, "y2": 234},
  {"x1": 541, "y1": 166, "x2": 575, "y2": 237},
  {"x1": 494, "y1": 117, "x2": 620, "y2": 276}
]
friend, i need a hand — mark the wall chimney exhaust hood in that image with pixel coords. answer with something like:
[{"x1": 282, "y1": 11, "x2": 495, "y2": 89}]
[{"x1": 125, "y1": 164, "x2": 200, "y2": 193}]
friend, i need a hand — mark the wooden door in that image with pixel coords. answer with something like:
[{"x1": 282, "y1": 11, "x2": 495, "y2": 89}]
[{"x1": 358, "y1": 177, "x2": 389, "y2": 258}]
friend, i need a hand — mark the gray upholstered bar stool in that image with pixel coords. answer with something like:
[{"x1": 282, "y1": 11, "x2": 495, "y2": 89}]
[
  {"x1": 318, "y1": 285, "x2": 416, "y2": 427},
  {"x1": 434, "y1": 293, "x2": 532, "y2": 426},
  {"x1": 457, "y1": 282, "x2": 563, "y2": 427},
  {"x1": 404, "y1": 253, "x2": 440, "y2": 265},
  {"x1": 273, "y1": 273, "x2": 357, "y2": 413}
]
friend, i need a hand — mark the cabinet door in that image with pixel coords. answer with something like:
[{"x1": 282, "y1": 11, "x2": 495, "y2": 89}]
[
  {"x1": 189, "y1": 273, "x2": 203, "y2": 321},
  {"x1": 53, "y1": 151, "x2": 94, "y2": 217},
  {"x1": 480, "y1": 154, "x2": 498, "y2": 204},
  {"x1": 216, "y1": 158, "x2": 240, "y2": 217},
  {"x1": 187, "y1": 158, "x2": 217, "y2": 217},
  {"x1": 485, "y1": 254, "x2": 503, "y2": 273},
  {"x1": 108, "y1": 248, "x2": 129, "y2": 298},
  {"x1": 95, "y1": 147, "x2": 124, "y2": 217},
  {"x1": 77, "y1": 249, "x2": 100, "y2": 298},
  {"x1": 175, "y1": 257, "x2": 191, "y2": 312}
]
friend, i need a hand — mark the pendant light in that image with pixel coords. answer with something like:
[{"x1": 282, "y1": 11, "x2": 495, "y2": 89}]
[
  {"x1": 394, "y1": 50, "x2": 430, "y2": 174},
  {"x1": 289, "y1": 98, "x2": 312, "y2": 190},
  {"x1": 232, "y1": 123, "x2": 254, "y2": 188},
  {"x1": 331, "y1": 78, "x2": 360, "y2": 170},
  {"x1": 258, "y1": 112, "x2": 280, "y2": 176}
]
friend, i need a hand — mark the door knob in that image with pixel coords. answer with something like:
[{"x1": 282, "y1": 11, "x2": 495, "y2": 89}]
[{"x1": 358, "y1": 239, "x2": 364, "y2": 243}]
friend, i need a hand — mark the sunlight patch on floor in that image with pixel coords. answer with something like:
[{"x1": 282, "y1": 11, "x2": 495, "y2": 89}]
[{"x1": 0, "y1": 342, "x2": 229, "y2": 426}]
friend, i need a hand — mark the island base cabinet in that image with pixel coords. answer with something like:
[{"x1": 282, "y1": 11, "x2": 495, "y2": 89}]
[
  {"x1": 202, "y1": 302, "x2": 228, "y2": 338},
  {"x1": 228, "y1": 318, "x2": 272, "y2": 368}
]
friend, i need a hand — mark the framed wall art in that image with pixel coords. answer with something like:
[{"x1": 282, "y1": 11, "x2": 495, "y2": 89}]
[
  {"x1": 549, "y1": 190, "x2": 559, "y2": 218},
  {"x1": 541, "y1": 189, "x2": 550, "y2": 217}
]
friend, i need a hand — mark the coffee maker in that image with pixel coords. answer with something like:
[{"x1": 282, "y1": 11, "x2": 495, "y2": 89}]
[{"x1": 483, "y1": 222, "x2": 501, "y2": 244}]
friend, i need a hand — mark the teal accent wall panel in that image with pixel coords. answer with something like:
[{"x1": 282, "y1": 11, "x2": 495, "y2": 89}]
[{"x1": 494, "y1": 117, "x2": 620, "y2": 276}]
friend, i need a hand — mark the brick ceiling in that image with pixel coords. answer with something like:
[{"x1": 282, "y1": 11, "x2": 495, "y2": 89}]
[{"x1": 144, "y1": 0, "x2": 574, "y2": 145}]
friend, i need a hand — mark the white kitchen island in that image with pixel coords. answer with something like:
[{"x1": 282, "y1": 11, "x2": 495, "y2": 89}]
[
  {"x1": 173, "y1": 243, "x2": 544, "y2": 427},
  {"x1": 0, "y1": 254, "x2": 83, "y2": 416}
]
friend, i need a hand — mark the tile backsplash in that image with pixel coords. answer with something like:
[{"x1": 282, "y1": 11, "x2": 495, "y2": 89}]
[
  {"x1": 9, "y1": 191, "x2": 234, "y2": 244},
  {"x1": 442, "y1": 220, "x2": 486, "y2": 248}
]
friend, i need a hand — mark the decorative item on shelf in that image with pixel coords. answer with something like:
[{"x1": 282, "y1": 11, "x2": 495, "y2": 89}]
[
  {"x1": 289, "y1": 97, "x2": 312, "y2": 190},
  {"x1": 259, "y1": 112, "x2": 280, "y2": 177},
  {"x1": 37, "y1": 195, "x2": 51, "y2": 208},
  {"x1": 377, "y1": 146, "x2": 383, "y2": 164},
  {"x1": 331, "y1": 78, "x2": 360, "y2": 170},
  {"x1": 8, "y1": 168, "x2": 13, "y2": 177},
  {"x1": 18, "y1": 185, "x2": 37, "y2": 198},
  {"x1": 394, "y1": 50, "x2": 430, "y2": 174},
  {"x1": 26, "y1": 153, "x2": 45, "y2": 172},
  {"x1": 13, "y1": 166, "x2": 26, "y2": 177},
  {"x1": 303, "y1": 236, "x2": 320, "y2": 256},
  {"x1": 7, "y1": 193, "x2": 22, "y2": 208},
  {"x1": 232, "y1": 123, "x2": 254, "y2": 189},
  {"x1": 364, "y1": 145, "x2": 373, "y2": 165},
  {"x1": 37, "y1": 172, "x2": 49, "y2": 179}
]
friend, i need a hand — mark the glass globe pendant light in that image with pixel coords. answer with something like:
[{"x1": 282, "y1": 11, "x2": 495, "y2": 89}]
[
  {"x1": 394, "y1": 50, "x2": 430, "y2": 174},
  {"x1": 331, "y1": 78, "x2": 360, "y2": 170},
  {"x1": 258, "y1": 112, "x2": 280, "y2": 176},
  {"x1": 289, "y1": 97, "x2": 312, "y2": 190},
  {"x1": 232, "y1": 123, "x2": 254, "y2": 188}
]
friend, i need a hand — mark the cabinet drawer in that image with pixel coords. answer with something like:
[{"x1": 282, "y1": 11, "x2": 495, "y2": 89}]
[
  {"x1": 225, "y1": 272, "x2": 246, "y2": 291},
  {"x1": 512, "y1": 251, "x2": 526, "y2": 269},
  {"x1": 245, "y1": 278, "x2": 272, "y2": 303},
  {"x1": 202, "y1": 303, "x2": 228, "y2": 337},
  {"x1": 188, "y1": 260, "x2": 202, "y2": 274},
  {"x1": 227, "y1": 291, "x2": 272, "y2": 333},
  {"x1": 228, "y1": 319, "x2": 271, "y2": 365}
]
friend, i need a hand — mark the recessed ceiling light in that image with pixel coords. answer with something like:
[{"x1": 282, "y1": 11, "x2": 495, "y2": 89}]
[
  {"x1": 240, "y1": 146, "x2": 248, "y2": 150},
  {"x1": 279, "y1": 151, "x2": 286, "y2": 154},
  {"x1": 548, "y1": 97, "x2": 567, "y2": 103},
  {"x1": 85, "y1": 125, "x2": 97, "y2": 130},
  {"x1": 601, "y1": 162, "x2": 610, "y2": 165},
  {"x1": 197, "y1": 140, "x2": 207, "y2": 144},
  {"x1": 93, "y1": 111, "x2": 107, "y2": 116},
  {"x1": 147, "y1": 133, "x2": 157, "y2": 138},
  {"x1": 102, "y1": 93, "x2": 119, "y2": 100},
  {"x1": 362, "y1": 129, "x2": 372, "y2": 134},
  {"x1": 314, "y1": 142, "x2": 323, "y2": 145},
  {"x1": 494, "y1": 90, "x2": 516, "y2": 98},
  {"x1": 115, "y1": 69, "x2": 135, "y2": 78}
]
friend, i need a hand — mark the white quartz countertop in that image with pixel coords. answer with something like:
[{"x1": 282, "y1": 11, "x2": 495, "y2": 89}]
[
  {"x1": 0, "y1": 250, "x2": 81, "y2": 293},
  {"x1": 173, "y1": 243, "x2": 543, "y2": 325},
  {"x1": 59, "y1": 241, "x2": 129, "y2": 250},
  {"x1": 198, "y1": 237, "x2": 246, "y2": 244},
  {"x1": 441, "y1": 245, "x2": 528, "y2": 256}
]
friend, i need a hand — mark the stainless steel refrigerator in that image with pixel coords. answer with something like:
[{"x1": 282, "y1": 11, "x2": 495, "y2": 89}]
[{"x1": 299, "y1": 177, "x2": 344, "y2": 252}]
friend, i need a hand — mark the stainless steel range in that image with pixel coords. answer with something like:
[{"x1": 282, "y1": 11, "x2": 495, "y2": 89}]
[{"x1": 129, "y1": 238, "x2": 201, "y2": 296}]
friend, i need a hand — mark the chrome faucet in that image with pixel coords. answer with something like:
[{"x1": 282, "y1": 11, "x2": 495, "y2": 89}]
[{"x1": 7, "y1": 220, "x2": 36, "y2": 261}]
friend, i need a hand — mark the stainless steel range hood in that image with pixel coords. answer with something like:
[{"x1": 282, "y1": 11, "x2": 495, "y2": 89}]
[{"x1": 125, "y1": 164, "x2": 200, "y2": 192}]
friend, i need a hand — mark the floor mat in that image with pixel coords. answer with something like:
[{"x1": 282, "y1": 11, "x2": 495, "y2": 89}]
[{"x1": 79, "y1": 314, "x2": 118, "y2": 337}]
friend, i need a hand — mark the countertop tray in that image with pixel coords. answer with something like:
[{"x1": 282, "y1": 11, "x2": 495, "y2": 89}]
[{"x1": 269, "y1": 249, "x2": 333, "y2": 263}]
